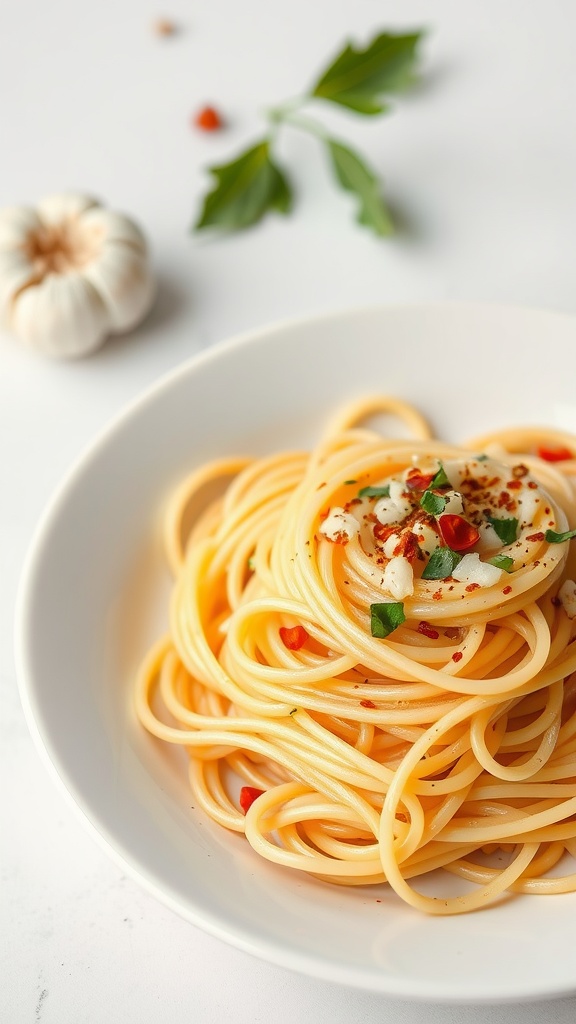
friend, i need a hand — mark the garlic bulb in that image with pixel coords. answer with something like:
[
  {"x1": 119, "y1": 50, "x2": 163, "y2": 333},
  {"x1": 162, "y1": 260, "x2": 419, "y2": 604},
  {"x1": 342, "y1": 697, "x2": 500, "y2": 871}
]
[{"x1": 0, "y1": 193, "x2": 155, "y2": 357}]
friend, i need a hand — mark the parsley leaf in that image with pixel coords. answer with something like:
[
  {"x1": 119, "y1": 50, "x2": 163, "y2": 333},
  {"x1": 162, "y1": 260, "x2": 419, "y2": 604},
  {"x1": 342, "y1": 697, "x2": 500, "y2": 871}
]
[
  {"x1": 430, "y1": 464, "x2": 451, "y2": 488},
  {"x1": 421, "y1": 547, "x2": 462, "y2": 580},
  {"x1": 326, "y1": 140, "x2": 393, "y2": 236},
  {"x1": 486, "y1": 515, "x2": 519, "y2": 546},
  {"x1": 545, "y1": 528, "x2": 576, "y2": 544},
  {"x1": 420, "y1": 491, "x2": 446, "y2": 517},
  {"x1": 195, "y1": 141, "x2": 292, "y2": 233},
  {"x1": 489, "y1": 554, "x2": 514, "y2": 572},
  {"x1": 311, "y1": 31, "x2": 424, "y2": 114},
  {"x1": 370, "y1": 602, "x2": 405, "y2": 638},
  {"x1": 359, "y1": 484, "x2": 390, "y2": 498}
]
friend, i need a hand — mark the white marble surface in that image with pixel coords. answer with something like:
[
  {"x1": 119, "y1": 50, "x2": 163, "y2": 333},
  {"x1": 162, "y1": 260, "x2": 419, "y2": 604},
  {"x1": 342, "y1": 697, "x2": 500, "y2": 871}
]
[{"x1": 3, "y1": 1, "x2": 576, "y2": 1020}]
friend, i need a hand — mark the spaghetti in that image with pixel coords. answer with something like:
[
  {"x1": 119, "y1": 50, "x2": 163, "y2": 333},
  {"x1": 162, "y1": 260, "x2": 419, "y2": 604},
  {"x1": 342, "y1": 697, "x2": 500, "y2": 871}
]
[{"x1": 135, "y1": 396, "x2": 576, "y2": 914}]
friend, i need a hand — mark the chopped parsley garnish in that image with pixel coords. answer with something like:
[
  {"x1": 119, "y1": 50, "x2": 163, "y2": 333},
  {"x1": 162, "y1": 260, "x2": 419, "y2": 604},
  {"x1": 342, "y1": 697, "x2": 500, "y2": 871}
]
[
  {"x1": 247, "y1": 556, "x2": 255, "y2": 570},
  {"x1": 545, "y1": 528, "x2": 576, "y2": 544},
  {"x1": 476, "y1": 454, "x2": 488, "y2": 462},
  {"x1": 370, "y1": 602, "x2": 405, "y2": 638},
  {"x1": 489, "y1": 554, "x2": 514, "y2": 572},
  {"x1": 359, "y1": 484, "x2": 390, "y2": 499},
  {"x1": 344, "y1": 479, "x2": 357, "y2": 485},
  {"x1": 429, "y1": 464, "x2": 451, "y2": 488},
  {"x1": 486, "y1": 515, "x2": 519, "y2": 545},
  {"x1": 421, "y1": 547, "x2": 462, "y2": 580},
  {"x1": 420, "y1": 491, "x2": 447, "y2": 517}
]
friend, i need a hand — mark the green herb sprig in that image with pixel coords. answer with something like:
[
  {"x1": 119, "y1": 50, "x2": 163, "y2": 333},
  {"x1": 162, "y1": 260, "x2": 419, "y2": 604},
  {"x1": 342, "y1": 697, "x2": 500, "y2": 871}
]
[
  {"x1": 545, "y1": 528, "x2": 576, "y2": 544},
  {"x1": 488, "y1": 554, "x2": 514, "y2": 572},
  {"x1": 486, "y1": 515, "x2": 519, "y2": 546},
  {"x1": 359, "y1": 484, "x2": 391, "y2": 499},
  {"x1": 421, "y1": 547, "x2": 461, "y2": 580},
  {"x1": 420, "y1": 491, "x2": 446, "y2": 517},
  {"x1": 194, "y1": 30, "x2": 424, "y2": 237},
  {"x1": 370, "y1": 601, "x2": 406, "y2": 637}
]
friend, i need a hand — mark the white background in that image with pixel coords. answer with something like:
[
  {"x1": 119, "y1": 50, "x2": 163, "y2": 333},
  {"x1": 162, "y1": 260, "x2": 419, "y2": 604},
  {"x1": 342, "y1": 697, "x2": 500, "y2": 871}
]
[{"x1": 3, "y1": 1, "x2": 576, "y2": 1020}]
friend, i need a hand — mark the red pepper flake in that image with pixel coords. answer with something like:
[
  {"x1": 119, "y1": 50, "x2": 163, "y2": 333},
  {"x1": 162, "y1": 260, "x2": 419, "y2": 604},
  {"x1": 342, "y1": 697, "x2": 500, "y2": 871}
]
[
  {"x1": 512, "y1": 464, "x2": 529, "y2": 478},
  {"x1": 433, "y1": 590, "x2": 443, "y2": 601},
  {"x1": 360, "y1": 699, "x2": 377, "y2": 708},
  {"x1": 194, "y1": 105, "x2": 224, "y2": 131},
  {"x1": 239, "y1": 787, "x2": 264, "y2": 814},
  {"x1": 526, "y1": 532, "x2": 545, "y2": 542},
  {"x1": 330, "y1": 532, "x2": 349, "y2": 546},
  {"x1": 507, "y1": 480, "x2": 523, "y2": 491},
  {"x1": 462, "y1": 476, "x2": 482, "y2": 492},
  {"x1": 502, "y1": 585, "x2": 512, "y2": 595},
  {"x1": 373, "y1": 522, "x2": 397, "y2": 543},
  {"x1": 538, "y1": 445, "x2": 573, "y2": 462},
  {"x1": 154, "y1": 18, "x2": 178, "y2": 36},
  {"x1": 417, "y1": 620, "x2": 440, "y2": 640},
  {"x1": 438, "y1": 514, "x2": 480, "y2": 552},
  {"x1": 452, "y1": 651, "x2": 463, "y2": 662},
  {"x1": 465, "y1": 583, "x2": 480, "y2": 592},
  {"x1": 405, "y1": 469, "x2": 434, "y2": 492},
  {"x1": 528, "y1": 481, "x2": 538, "y2": 489},
  {"x1": 393, "y1": 531, "x2": 420, "y2": 562},
  {"x1": 498, "y1": 491, "x2": 511, "y2": 508},
  {"x1": 279, "y1": 624, "x2": 308, "y2": 650}
]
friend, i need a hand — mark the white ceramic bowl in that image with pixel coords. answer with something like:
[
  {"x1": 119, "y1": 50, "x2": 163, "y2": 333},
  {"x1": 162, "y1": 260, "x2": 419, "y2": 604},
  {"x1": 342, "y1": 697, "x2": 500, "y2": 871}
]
[{"x1": 15, "y1": 303, "x2": 576, "y2": 1003}]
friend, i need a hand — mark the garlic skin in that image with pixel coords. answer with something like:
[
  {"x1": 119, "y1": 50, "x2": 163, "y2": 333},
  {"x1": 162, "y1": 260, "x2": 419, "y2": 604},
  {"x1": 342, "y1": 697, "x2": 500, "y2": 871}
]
[{"x1": 0, "y1": 193, "x2": 155, "y2": 358}]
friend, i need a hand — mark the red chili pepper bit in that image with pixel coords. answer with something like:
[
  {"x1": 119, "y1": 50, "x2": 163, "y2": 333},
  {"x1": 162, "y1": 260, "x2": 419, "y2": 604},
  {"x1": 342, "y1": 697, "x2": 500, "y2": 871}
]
[
  {"x1": 452, "y1": 651, "x2": 463, "y2": 663},
  {"x1": 537, "y1": 445, "x2": 573, "y2": 462},
  {"x1": 438, "y1": 514, "x2": 480, "y2": 552},
  {"x1": 373, "y1": 522, "x2": 397, "y2": 543},
  {"x1": 360, "y1": 699, "x2": 377, "y2": 708},
  {"x1": 417, "y1": 621, "x2": 440, "y2": 640},
  {"x1": 194, "y1": 105, "x2": 223, "y2": 131},
  {"x1": 393, "y1": 531, "x2": 420, "y2": 563},
  {"x1": 239, "y1": 787, "x2": 264, "y2": 814},
  {"x1": 279, "y1": 624, "x2": 309, "y2": 650},
  {"x1": 405, "y1": 469, "x2": 435, "y2": 492}
]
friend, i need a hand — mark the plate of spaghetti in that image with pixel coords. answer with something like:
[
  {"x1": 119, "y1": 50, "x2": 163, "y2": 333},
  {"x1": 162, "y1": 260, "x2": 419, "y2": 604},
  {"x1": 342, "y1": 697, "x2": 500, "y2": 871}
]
[{"x1": 15, "y1": 303, "x2": 576, "y2": 1002}]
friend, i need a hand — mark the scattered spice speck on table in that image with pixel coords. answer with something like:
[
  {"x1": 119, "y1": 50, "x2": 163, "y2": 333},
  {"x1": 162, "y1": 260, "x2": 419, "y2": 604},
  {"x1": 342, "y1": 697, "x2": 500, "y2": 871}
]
[
  {"x1": 153, "y1": 18, "x2": 178, "y2": 37},
  {"x1": 194, "y1": 106, "x2": 224, "y2": 132}
]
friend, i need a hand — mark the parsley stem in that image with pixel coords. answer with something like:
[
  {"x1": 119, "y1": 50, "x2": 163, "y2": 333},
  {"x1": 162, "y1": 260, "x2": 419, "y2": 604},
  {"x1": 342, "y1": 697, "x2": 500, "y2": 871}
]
[
  {"x1": 265, "y1": 96, "x2": 307, "y2": 123},
  {"x1": 277, "y1": 112, "x2": 329, "y2": 140},
  {"x1": 266, "y1": 97, "x2": 329, "y2": 141}
]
